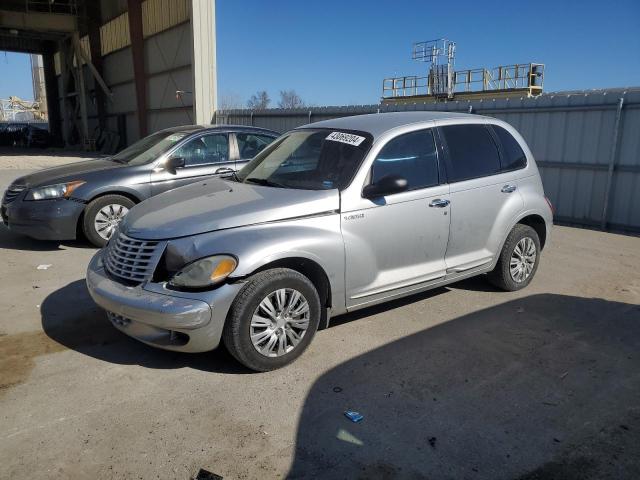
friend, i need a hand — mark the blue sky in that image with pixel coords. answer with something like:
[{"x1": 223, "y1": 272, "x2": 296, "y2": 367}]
[{"x1": 2, "y1": 0, "x2": 638, "y2": 105}]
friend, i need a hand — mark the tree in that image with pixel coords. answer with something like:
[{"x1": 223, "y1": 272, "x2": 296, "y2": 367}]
[
  {"x1": 278, "y1": 89, "x2": 305, "y2": 109},
  {"x1": 247, "y1": 90, "x2": 270, "y2": 109}
]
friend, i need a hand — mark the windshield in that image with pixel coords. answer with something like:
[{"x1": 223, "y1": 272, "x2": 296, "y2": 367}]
[
  {"x1": 236, "y1": 129, "x2": 372, "y2": 190},
  {"x1": 111, "y1": 130, "x2": 189, "y2": 165}
]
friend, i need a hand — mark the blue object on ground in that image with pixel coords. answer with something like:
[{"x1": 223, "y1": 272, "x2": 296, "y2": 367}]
[{"x1": 344, "y1": 411, "x2": 364, "y2": 423}]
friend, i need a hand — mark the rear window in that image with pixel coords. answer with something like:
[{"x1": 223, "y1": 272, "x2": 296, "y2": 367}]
[
  {"x1": 440, "y1": 124, "x2": 501, "y2": 182},
  {"x1": 492, "y1": 125, "x2": 527, "y2": 171}
]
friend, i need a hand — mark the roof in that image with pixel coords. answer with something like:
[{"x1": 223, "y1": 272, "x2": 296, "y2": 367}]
[{"x1": 301, "y1": 111, "x2": 482, "y2": 138}]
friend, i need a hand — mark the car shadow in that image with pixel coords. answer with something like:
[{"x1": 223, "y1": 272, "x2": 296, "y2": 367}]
[
  {"x1": 40, "y1": 279, "x2": 251, "y2": 375},
  {"x1": 0, "y1": 224, "x2": 94, "y2": 252},
  {"x1": 288, "y1": 294, "x2": 640, "y2": 479}
]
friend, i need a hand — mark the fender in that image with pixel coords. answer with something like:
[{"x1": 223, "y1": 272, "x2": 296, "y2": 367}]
[{"x1": 163, "y1": 213, "x2": 348, "y2": 315}]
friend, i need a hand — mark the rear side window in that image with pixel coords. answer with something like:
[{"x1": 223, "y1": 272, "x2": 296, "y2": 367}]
[
  {"x1": 492, "y1": 125, "x2": 527, "y2": 171},
  {"x1": 371, "y1": 129, "x2": 439, "y2": 191},
  {"x1": 236, "y1": 133, "x2": 276, "y2": 159},
  {"x1": 440, "y1": 124, "x2": 501, "y2": 182}
]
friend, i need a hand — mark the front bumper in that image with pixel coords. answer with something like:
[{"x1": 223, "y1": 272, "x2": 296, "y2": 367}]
[
  {"x1": 2, "y1": 196, "x2": 84, "y2": 241},
  {"x1": 86, "y1": 251, "x2": 243, "y2": 353}
]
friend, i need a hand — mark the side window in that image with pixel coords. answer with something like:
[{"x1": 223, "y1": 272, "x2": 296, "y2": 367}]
[
  {"x1": 236, "y1": 133, "x2": 275, "y2": 159},
  {"x1": 371, "y1": 129, "x2": 439, "y2": 191},
  {"x1": 492, "y1": 125, "x2": 527, "y2": 171},
  {"x1": 174, "y1": 134, "x2": 229, "y2": 166},
  {"x1": 440, "y1": 124, "x2": 501, "y2": 182}
]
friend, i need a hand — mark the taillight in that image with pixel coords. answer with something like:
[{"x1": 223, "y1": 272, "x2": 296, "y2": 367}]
[{"x1": 545, "y1": 196, "x2": 555, "y2": 215}]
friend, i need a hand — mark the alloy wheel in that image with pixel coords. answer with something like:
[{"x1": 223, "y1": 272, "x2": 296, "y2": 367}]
[{"x1": 510, "y1": 236, "x2": 537, "y2": 283}]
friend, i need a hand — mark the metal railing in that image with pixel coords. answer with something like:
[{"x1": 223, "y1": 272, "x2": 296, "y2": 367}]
[{"x1": 383, "y1": 63, "x2": 544, "y2": 98}]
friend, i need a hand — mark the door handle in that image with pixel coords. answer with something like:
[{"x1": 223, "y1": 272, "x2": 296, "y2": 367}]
[
  {"x1": 501, "y1": 184, "x2": 517, "y2": 193},
  {"x1": 215, "y1": 167, "x2": 234, "y2": 174},
  {"x1": 429, "y1": 198, "x2": 450, "y2": 208}
]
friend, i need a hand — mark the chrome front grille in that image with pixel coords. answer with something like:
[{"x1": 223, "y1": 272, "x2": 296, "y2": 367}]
[
  {"x1": 104, "y1": 232, "x2": 165, "y2": 284},
  {"x1": 2, "y1": 185, "x2": 26, "y2": 204}
]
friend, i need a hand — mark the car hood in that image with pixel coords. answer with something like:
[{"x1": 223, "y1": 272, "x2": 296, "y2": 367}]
[
  {"x1": 120, "y1": 179, "x2": 340, "y2": 240},
  {"x1": 13, "y1": 158, "x2": 123, "y2": 188}
]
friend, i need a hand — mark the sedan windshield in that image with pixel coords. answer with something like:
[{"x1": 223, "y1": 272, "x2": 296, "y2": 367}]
[
  {"x1": 236, "y1": 129, "x2": 372, "y2": 190},
  {"x1": 111, "y1": 130, "x2": 189, "y2": 165}
]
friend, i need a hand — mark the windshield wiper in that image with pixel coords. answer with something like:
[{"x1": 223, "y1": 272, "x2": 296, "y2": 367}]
[{"x1": 244, "y1": 177, "x2": 286, "y2": 188}]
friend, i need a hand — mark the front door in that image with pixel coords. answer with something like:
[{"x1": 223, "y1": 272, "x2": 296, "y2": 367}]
[
  {"x1": 342, "y1": 128, "x2": 450, "y2": 309},
  {"x1": 151, "y1": 133, "x2": 234, "y2": 195}
]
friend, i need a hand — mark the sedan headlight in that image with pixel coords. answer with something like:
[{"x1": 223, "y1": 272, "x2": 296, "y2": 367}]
[
  {"x1": 168, "y1": 255, "x2": 237, "y2": 289},
  {"x1": 25, "y1": 181, "x2": 85, "y2": 201}
]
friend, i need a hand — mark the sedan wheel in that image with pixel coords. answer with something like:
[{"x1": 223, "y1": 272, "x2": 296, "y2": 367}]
[
  {"x1": 83, "y1": 194, "x2": 135, "y2": 247},
  {"x1": 94, "y1": 204, "x2": 129, "y2": 241}
]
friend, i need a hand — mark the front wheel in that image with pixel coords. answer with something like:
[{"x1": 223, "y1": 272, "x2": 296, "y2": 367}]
[
  {"x1": 488, "y1": 224, "x2": 541, "y2": 291},
  {"x1": 82, "y1": 194, "x2": 135, "y2": 247},
  {"x1": 223, "y1": 268, "x2": 321, "y2": 371}
]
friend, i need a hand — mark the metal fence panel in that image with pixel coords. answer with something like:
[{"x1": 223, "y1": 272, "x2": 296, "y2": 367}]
[{"x1": 215, "y1": 88, "x2": 640, "y2": 232}]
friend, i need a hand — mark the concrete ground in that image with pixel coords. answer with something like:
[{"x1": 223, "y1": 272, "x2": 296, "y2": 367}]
[{"x1": 0, "y1": 154, "x2": 639, "y2": 479}]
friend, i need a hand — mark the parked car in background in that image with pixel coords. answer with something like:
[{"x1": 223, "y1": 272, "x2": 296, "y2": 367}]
[
  {"x1": 1, "y1": 125, "x2": 279, "y2": 246},
  {"x1": 0, "y1": 123, "x2": 28, "y2": 146},
  {"x1": 86, "y1": 111, "x2": 553, "y2": 371},
  {"x1": 24, "y1": 124, "x2": 52, "y2": 148},
  {"x1": 0, "y1": 123, "x2": 50, "y2": 147}
]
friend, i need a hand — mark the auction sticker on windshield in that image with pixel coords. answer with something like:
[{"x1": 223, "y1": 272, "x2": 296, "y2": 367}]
[{"x1": 326, "y1": 131, "x2": 366, "y2": 146}]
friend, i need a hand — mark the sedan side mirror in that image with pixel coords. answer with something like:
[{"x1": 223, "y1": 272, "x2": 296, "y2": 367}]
[
  {"x1": 166, "y1": 156, "x2": 186, "y2": 174},
  {"x1": 362, "y1": 174, "x2": 408, "y2": 199}
]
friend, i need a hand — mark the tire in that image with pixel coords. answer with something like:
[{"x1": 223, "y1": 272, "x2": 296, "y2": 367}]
[
  {"x1": 488, "y1": 224, "x2": 541, "y2": 291},
  {"x1": 223, "y1": 268, "x2": 321, "y2": 372},
  {"x1": 82, "y1": 194, "x2": 135, "y2": 247}
]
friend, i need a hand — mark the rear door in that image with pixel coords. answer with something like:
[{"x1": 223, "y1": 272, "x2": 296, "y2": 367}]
[
  {"x1": 439, "y1": 123, "x2": 524, "y2": 273},
  {"x1": 150, "y1": 132, "x2": 233, "y2": 194}
]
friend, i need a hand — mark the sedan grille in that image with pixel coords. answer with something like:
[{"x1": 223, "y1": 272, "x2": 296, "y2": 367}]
[
  {"x1": 2, "y1": 185, "x2": 26, "y2": 204},
  {"x1": 104, "y1": 232, "x2": 165, "y2": 284}
]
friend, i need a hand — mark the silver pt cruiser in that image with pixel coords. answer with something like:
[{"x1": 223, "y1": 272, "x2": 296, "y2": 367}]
[{"x1": 87, "y1": 112, "x2": 553, "y2": 371}]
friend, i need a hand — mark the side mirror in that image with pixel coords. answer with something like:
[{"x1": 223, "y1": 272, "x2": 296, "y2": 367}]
[
  {"x1": 362, "y1": 174, "x2": 408, "y2": 199},
  {"x1": 165, "y1": 156, "x2": 185, "y2": 174}
]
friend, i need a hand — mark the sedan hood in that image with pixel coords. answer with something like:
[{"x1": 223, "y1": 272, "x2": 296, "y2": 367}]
[
  {"x1": 13, "y1": 158, "x2": 122, "y2": 187},
  {"x1": 120, "y1": 179, "x2": 340, "y2": 240}
]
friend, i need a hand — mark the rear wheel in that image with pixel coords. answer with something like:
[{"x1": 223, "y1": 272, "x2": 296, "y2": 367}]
[
  {"x1": 223, "y1": 268, "x2": 321, "y2": 371},
  {"x1": 83, "y1": 194, "x2": 134, "y2": 247},
  {"x1": 488, "y1": 224, "x2": 541, "y2": 291}
]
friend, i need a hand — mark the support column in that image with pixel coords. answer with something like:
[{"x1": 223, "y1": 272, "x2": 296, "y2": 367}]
[
  {"x1": 190, "y1": 0, "x2": 217, "y2": 124},
  {"x1": 88, "y1": 1, "x2": 107, "y2": 130},
  {"x1": 600, "y1": 96, "x2": 625, "y2": 230},
  {"x1": 128, "y1": 0, "x2": 147, "y2": 138},
  {"x1": 42, "y1": 48, "x2": 62, "y2": 144}
]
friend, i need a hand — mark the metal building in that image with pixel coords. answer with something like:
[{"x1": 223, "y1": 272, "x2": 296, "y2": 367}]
[
  {"x1": 216, "y1": 88, "x2": 640, "y2": 233},
  {"x1": 0, "y1": 0, "x2": 217, "y2": 151}
]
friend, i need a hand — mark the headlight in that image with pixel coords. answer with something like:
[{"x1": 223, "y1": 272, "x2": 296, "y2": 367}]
[
  {"x1": 168, "y1": 255, "x2": 237, "y2": 289},
  {"x1": 25, "y1": 181, "x2": 85, "y2": 201}
]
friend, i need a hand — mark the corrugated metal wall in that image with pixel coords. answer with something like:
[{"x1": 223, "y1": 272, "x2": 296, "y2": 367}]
[{"x1": 216, "y1": 88, "x2": 640, "y2": 233}]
